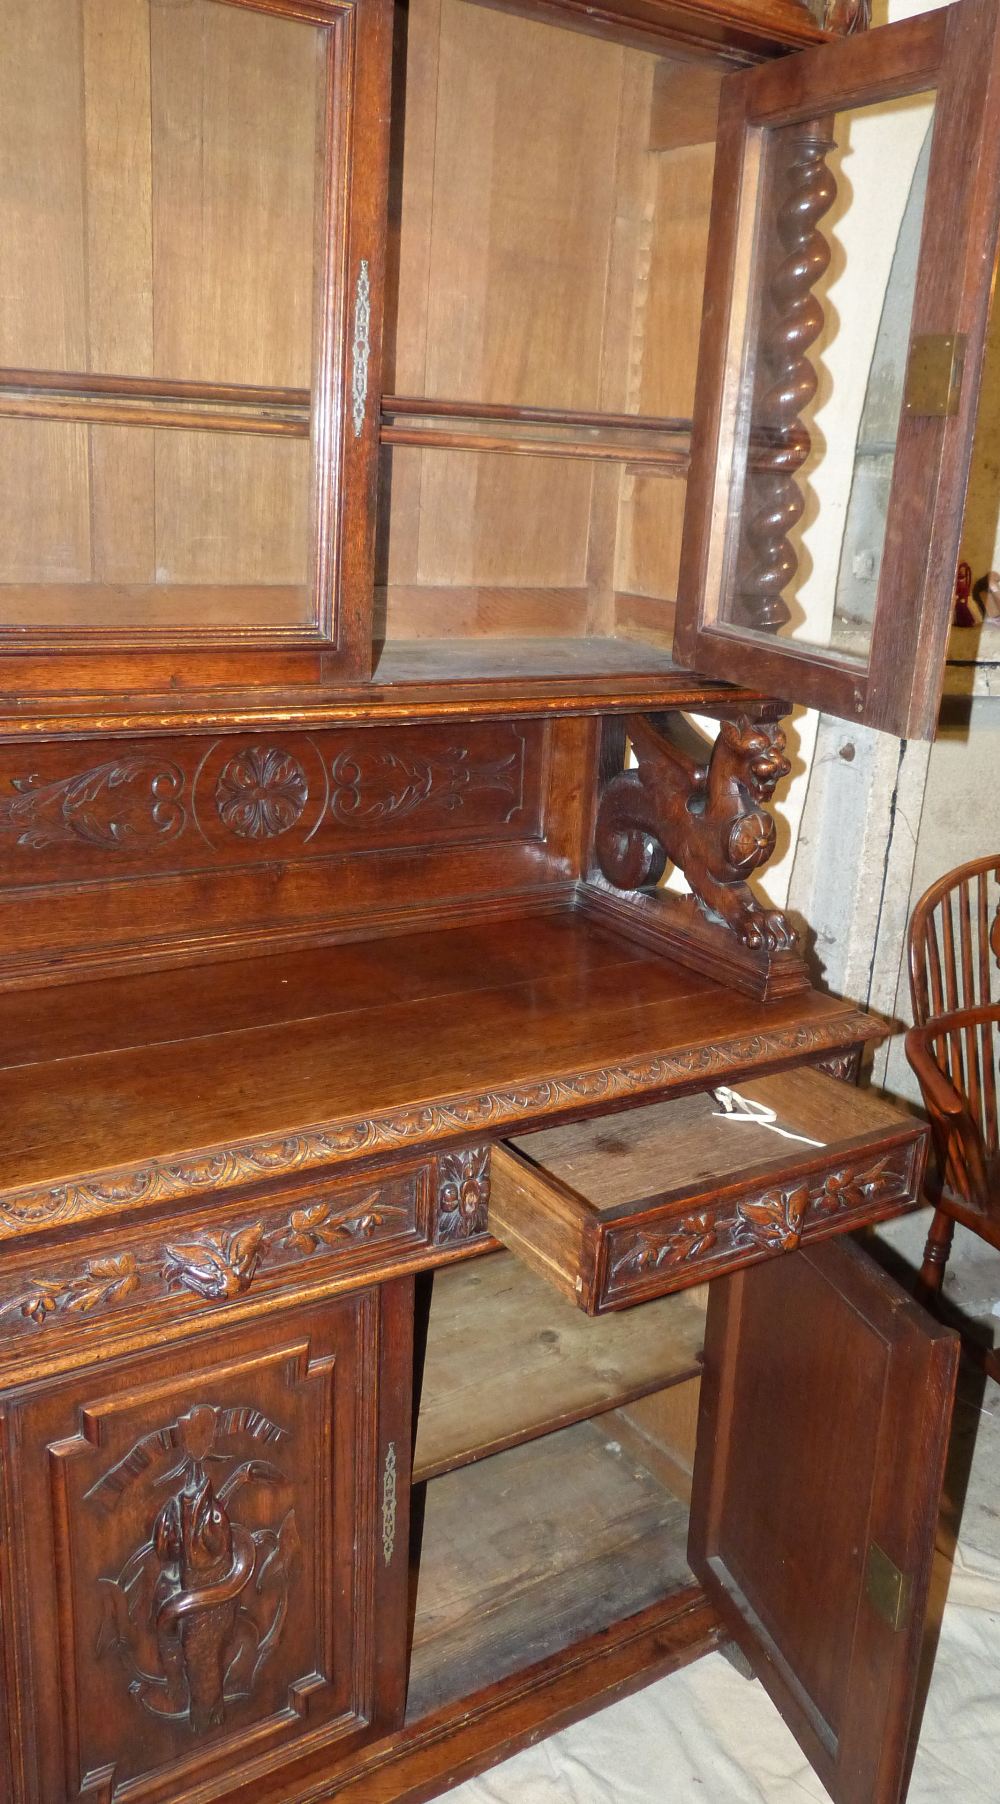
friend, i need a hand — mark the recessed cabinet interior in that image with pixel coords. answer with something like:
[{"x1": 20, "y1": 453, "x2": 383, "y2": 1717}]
[
  {"x1": 0, "y1": 0, "x2": 390, "y2": 674},
  {"x1": 3, "y1": 0, "x2": 1000, "y2": 729}
]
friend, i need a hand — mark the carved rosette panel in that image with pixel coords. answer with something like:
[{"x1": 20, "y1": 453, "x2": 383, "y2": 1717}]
[
  {"x1": 602, "y1": 1144, "x2": 919, "y2": 1303},
  {"x1": 815, "y1": 1047, "x2": 863, "y2": 1085},
  {"x1": 0, "y1": 721, "x2": 537, "y2": 876},
  {"x1": 736, "y1": 123, "x2": 837, "y2": 633},
  {"x1": 434, "y1": 1146, "x2": 492, "y2": 1243},
  {"x1": 214, "y1": 746, "x2": 309, "y2": 839},
  {"x1": 0, "y1": 1015, "x2": 883, "y2": 1237},
  {"x1": 0, "y1": 1171, "x2": 423, "y2": 1335}
]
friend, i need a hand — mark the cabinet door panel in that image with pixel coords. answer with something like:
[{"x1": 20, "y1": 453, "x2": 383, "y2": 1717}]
[
  {"x1": 689, "y1": 1239, "x2": 957, "y2": 1804},
  {"x1": 674, "y1": 0, "x2": 1000, "y2": 739},
  {"x1": 0, "y1": 1283, "x2": 411, "y2": 1803}
]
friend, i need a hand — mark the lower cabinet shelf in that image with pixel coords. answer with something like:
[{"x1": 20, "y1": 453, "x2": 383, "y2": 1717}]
[{"x1": 408, "y1": 1416, "x2": 695, "y2": 1721}]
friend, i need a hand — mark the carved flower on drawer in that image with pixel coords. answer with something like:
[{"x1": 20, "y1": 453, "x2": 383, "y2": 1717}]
[
  {"x1": 435, "y1": 1147, "x2": 491, "y2": 1242},
  {"x1": 214, "y1": 746, "x2": 308, "y2": 839},
  {"x1": 162, "y1": 1223, "x2": 266, "y2": 1300}
]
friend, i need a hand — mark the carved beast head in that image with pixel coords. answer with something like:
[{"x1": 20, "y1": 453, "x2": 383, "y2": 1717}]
[{"x1": 718, "y1": 718, "x2": 790, "y2": 802}]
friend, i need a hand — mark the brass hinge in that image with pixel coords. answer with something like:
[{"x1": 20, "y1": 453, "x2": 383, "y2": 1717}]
[
  {"x1": 866, "y1": 1541, "x2": 911, "y2": 1632},
  {"x1": 904, "y1": 333, "x2": 965, "y2": 418}
]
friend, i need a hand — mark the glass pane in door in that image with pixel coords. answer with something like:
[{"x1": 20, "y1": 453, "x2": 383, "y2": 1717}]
[{"x1": 714, "y1": 91, "x2": 936, "y2": 662}]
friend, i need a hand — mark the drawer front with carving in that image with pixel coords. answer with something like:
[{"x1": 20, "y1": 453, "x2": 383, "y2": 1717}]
[
  {"x1": 0, "y1": 1282, "x2": 412, "y2": 1803},
  {"x1": 489, "y1": 1069, "x2": 926, "y2": 1314},
  {"x1": 0, "y1": 1161, "x2": 429, "y2": 1349}
]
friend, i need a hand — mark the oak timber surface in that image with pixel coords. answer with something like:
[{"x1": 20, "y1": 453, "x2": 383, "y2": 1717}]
[
  {"x1": 407, "y1": 1417, "x2": 693, "y2": 1720},
  {"x1": 0, "y1": 908, "x2": 872, "y2": 1203},
  {"x1": 506, "y1": 1068, "x2": 914, "y2": 1219},
  {"x1": 412, "y1": 1251, "x2": 705, "y2": 1480}
]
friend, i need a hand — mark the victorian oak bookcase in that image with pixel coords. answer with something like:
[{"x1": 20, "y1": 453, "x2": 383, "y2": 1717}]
[{"x1": 0, "y1": 0, "x2": 997, "y2": 1799}]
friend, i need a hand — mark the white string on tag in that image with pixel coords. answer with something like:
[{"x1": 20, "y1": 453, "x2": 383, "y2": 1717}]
[{"x1": 710, "y1": 1086, "x2": 826, "y2": 1148}]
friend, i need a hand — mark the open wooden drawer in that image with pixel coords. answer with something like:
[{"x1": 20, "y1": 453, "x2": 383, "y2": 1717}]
[{"x1": 489, "y1": 1067, "x2": 927, "y2": 1313}]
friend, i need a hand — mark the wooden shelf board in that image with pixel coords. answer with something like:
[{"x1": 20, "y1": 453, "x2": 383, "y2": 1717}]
[
  {"x1": 413, "y1": 1250, "x2": 704, "y2": 1481},
  {"x1": 372, "y1": 635, "x2": 682, "y2": 683},
  {"x1": 407, "y1": 1416, "x2": 694, "y2": 1720}
]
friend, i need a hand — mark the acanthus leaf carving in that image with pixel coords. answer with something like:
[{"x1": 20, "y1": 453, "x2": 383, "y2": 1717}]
[
  {"x1": 0, "y1": 1190, "x2": 415, "y2": 1328},
  {"x1": 0, "y1": 757, "x2": 186, "y2": 849},
  {"x1": 329, "y1": 745, "x2": 521, "y2": 827},
  {"x1": 596, "y1": 713, "x2": 797, "y2": 953}
]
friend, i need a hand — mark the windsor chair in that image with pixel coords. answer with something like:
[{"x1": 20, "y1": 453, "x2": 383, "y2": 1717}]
[{"x1": 906, "y1": 855, "x2": 1000, "y2": 1309}]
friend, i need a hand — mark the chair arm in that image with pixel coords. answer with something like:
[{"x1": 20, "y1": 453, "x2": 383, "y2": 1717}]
[{"x1": 905, "y1": 1022, "x2": 992, "y2": 1211}]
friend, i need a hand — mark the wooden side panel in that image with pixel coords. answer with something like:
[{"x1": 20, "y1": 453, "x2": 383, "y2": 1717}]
[
  {"x1": 689, "y1": 1239, "x2": 958, "y2": 1804},
  {"x1": 0, "y1": 1281, "x2": 414, "y2": 1803}
]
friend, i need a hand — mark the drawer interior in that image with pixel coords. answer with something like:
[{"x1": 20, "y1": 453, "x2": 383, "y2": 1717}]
[{"x1": 489, "y1": 1066, "x2": 926, "y2": 1311}]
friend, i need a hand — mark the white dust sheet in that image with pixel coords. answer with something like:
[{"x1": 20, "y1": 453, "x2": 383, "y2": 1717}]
[{"x1": 448, "y1": 1378, "x2": 1000, "y2": 1804}]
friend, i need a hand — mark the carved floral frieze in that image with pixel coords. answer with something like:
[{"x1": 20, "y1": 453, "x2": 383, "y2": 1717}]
[
  {"x1": 0, "y1": 1015, "x2": 882, "y2": 1235},
  {"x1": 0, "y1": 1187, "x2": 416, "y2": 1330},
  {"x1": 94, "y1": 1402, "x2": 299, "y2": 1733},
  {"x1": 605, "y1": 1150, "x2": 913, "y2": 1295},
  {"x1": 0, "y1": 725, "x2": 531, "y2": 862}
]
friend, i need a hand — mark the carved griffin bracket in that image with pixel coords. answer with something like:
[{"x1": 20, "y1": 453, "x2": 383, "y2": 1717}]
[{"x1": 594, "y1": 713, "x2": 798, "y2": 955}]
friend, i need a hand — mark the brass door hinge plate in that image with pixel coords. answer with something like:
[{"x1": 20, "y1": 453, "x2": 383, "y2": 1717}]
[
  {"x1": 904, "y1": 333, "x2": 965, "y2": 418},
  {"x1": 866, "y1": 1541, "x2": 911, "y2": 1632}
]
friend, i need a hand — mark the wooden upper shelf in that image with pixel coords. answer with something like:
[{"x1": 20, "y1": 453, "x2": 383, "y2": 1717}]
[{"x1": 0, "y1": 904, "x2": 878, "y2": 1243}]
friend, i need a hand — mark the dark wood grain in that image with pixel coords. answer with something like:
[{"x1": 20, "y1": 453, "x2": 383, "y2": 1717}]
[{"x1": 689, "y1": 1239, "x2": 958, "y2": 1804}]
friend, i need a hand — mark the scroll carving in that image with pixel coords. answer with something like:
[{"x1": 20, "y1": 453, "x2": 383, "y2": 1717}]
[
  {"x1": 736, "y1": 123, "x2": 836, "y2": 633},
  {"x1": 95, "y1": 1403, "x2": 299, "y2": 1733},
  {"x1": 595, "y1": 713, "x2": 796, "y2": 952},
  {"x1": 607, "y1": 1151, "x2": 907, "y2": 1293},
  {"x1": 329, "y1": 746, "x2": 521, "y2": 827},
  {"x1": 0, "y1": 757, "x2": 185, "y2": 849},
  {"x1": 434, "y1": 1146, "x2": 491, "y2": 1242}
]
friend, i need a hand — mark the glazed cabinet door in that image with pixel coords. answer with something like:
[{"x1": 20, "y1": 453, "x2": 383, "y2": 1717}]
[
  {"x1": 0, "y1": 0, "x2": 392, "y2": 698},
  {"x1": 689, "y1": 1238, "x2": 957, "y2": 1804},
  {"x1": 674, "y1": 0, "x2": 1000, "y2": 738},
  {"x1": 0, "y1": 1280, "x2": 413, "y2": 1804}
]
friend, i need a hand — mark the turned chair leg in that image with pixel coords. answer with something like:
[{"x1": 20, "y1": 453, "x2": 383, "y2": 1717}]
[{"x1": 917, "y1": 1208, "x2": 955, "y2": 1305}]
